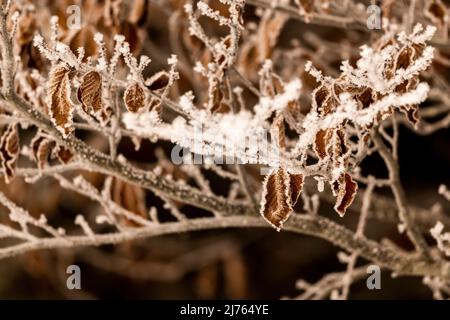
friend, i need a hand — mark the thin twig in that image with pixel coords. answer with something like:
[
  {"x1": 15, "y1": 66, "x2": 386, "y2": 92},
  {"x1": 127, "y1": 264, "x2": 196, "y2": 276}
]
[{"x1": 372, "y1": 133, "x2": 431, "y2": 259}]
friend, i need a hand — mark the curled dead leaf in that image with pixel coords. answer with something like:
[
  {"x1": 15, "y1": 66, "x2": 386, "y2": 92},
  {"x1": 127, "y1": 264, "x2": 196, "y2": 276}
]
[
  {"x1": 145, "y1": 71, "x2": 171, "y2": 113},
  {"x1": 313, "y1": 85, "x2": 330, "y2": 114},
  {"x1": 48, "y1": 65, "x2": 74, "y2": 137},
  {"x1": 425, "y1": 0, "x2": 448, "y2": 36},
  {"x1": 333, "y1": 173, "x2": 358, "y2": 217},
  {"x1": 297, "y1": 0, "x2": 314, "y2": 14},
  {"x1": 146, "y1": 71, "x2": 170, "y2": 92},
  {"x1": 272, "y1": 114, "x2": 286, "y2": 149},
  {"x1": 68, "y1": 26, "x2": 97, "y2": 58},
  {"x1": 210, "y1": 83, "x2": 231, "y2": 114},
  {"x1": 314, "y1": 128, "x2": 332, "y2": 159},
  {"x1": 77, "y1": 71, "x2": 104, "y2": 120},
  {"x1": 54, "y1": 145, "x2": 74, "y2": 164},
  {"x1": 260, "y1": 167, "x2": 304, "y2": 231},
  {"x1": 124, "y1": 82, "x2": 146, "y2": 112},
  {"x1": 258, "y1": 11, "x2": 288, "y2": 62},
  {"x1": 331, "y1": 128, "x2": 350, "y2": 166},
  {"x1": 112, "y1": 178, "x2": 147, "y2": 227},
  {"x1": 395, "y1": 46, "x2": 414, "y2": 70},
  {"x1": 356, "y1": 87, "x2": 374, "y2": 109},
  {"x1": 0, "y1": 124, "x2": 20, "y2": 184},
  {"x1": 127, "y1": 0, "x2": 150, "y2": 25},
  {"x1": 31, "y1": 135, "x2": 55, "y2": 170}
]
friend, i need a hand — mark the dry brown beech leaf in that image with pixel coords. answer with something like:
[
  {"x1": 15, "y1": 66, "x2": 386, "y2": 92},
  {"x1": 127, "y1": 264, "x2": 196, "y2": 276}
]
[
  {"x1": 313, "y1": 85, "x2": 330, "y2": 114},
  {"x1": 146, "y1": 71, "x2": 170, "y2": 92},
  {"x1": 425, "y1": 0, "x2": 448, "y2": 30},
  {"x1": 54, "y1": 145, "x2": 74, "y2": 164},
  {"x1": 394, "y1": 46, "x2": 414, "y2": 71},
  {"x1": 145, "y1": 71, "x2": 171, "y2": 113},
  {"x1": 297, "y1": 0, "x2": 314, "y2": 14},
  {"x1": 30, "y1": 135, "x2": 55, "y2": 170},
  {"x1": 0, "y1": 124, "x2": 20, "y2": 184},
  {"x1": 272, "y1": 114, "x2": 286, "y2": 149},
  {"x1": 258, "y1": 11, "x2": 288, "y2": 62},
  {"x1": 331, "y1": 128, "x2": 350, "y2": 166},
  {"x1": 356, "y1": 87, "x2": 374, "y2": 109},
  {"x1": 237, "y1": 42, "x2": 259, "y2": 80},
  {"x1": 124, "y1": 82, "x2": 146, "y2": 112},
  {"x1": 289, "y1": 173, "x2": 305, "y2": 209},
  {"x1": 403, "y1": 105, "x2": 420, "y2": 126},
  {"x1": 77, "y1": 71, "x2": 104, "y2": 119},
  {"x1": 147, "y1": 97, "x2": 162, "y2": 113},
  {"x1": 237, "y1": 11, "x2": 287, "y2": 81},
  {"x1": 333, "y1": 173, "x2": 358, "y2": 217},
  {"x1": 127, "y1": 0, "x2": 150, "y2": 25},
  {"x1": 112, "y1": 178, "x2": 147, "y2": 227},
  {"x1": 322, "y1": 95, "x2": 339, "y2": 115},
  {"x1": 314, "y1": 128, "x2": 332, "y2": 159},
  {"x1": 68, "y1": 26, "x2": 97, "y2": 58},
  {"x1": 48, "y1": 65, "x2": 74, "y2": 137},
  {"x1": 210, "y1": 83, "x2": 231, "y2": 114},
  {"x1": 260, "y1": 167, "x2": 304, "y2": 231}
]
